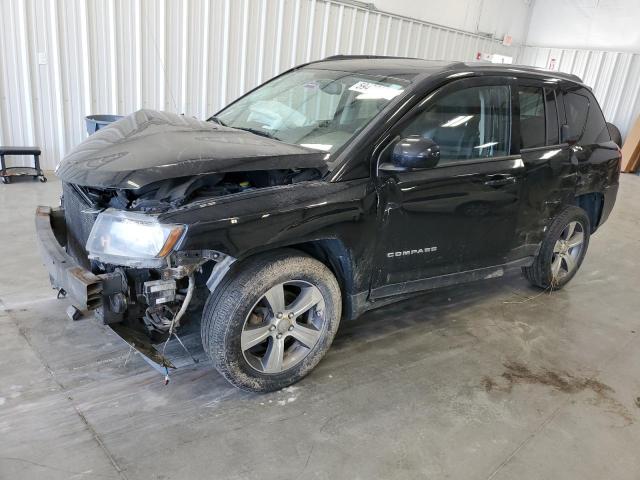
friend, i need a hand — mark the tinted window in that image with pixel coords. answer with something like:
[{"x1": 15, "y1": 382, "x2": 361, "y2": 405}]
[
  {"x1": 518, "y1": 87, "x2": 545, "y2": 149},
  {"x1": 563, "y1": 90, "x2": 610, "y2": 144},
  {"x1": 545, "y1": 89, "x2": 559, "y2": 145},
  {"x1": 563, "y1": 91, "x2": 589, "y2": 141},
  {"x1": 583, "y1": 91, "x2": 610, "y2": 144},
  {"x1": 401, "y1": 85, "x2": 511, "y2": 164}
]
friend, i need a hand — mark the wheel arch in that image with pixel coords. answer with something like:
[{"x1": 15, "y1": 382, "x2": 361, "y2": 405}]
[
  {"x1": 574, "y1": 192, "x2": 604, "y2": 233},
  {"x1": 204, "y1": 238, "x2": 358, "y2": 319},
  {"x1": 285, "y1": 239, "x2": 356, "y2": 296}
]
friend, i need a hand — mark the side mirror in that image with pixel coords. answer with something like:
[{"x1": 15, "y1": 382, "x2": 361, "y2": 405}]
[
  {"x1": 381, "y1": 135, "x2": 440, "y2": 172},
  {"x1": 561, "y1": 124, "x2": 579, "y2": 145}
]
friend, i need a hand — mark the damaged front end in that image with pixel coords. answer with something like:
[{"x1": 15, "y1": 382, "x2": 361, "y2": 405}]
[
  {"x1": 36, "y1": 199, "x2": 224, "y2": 379},
  {"x1": 36, "y1": 109, "x2": 326, "y2": 379},
  {"x1": 47, "y1": 170, "x2": 318, "y2": 377}
]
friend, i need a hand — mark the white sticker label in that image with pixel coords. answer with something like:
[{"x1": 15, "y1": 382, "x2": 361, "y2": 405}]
[
  {"x1": 348, "y1": 81, "x2": 403, "y2": 100},
  {"x1": 300, "y1": 143, "x2": 333, "y2": 151}
]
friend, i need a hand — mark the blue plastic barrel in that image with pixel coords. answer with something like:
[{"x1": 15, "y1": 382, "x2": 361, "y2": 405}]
[{"x1": 85, "y1": 115, "x2": 124, "y2": 135}]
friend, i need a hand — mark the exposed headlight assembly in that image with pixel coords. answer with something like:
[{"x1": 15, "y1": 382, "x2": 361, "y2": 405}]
[{"x1": 86, "y1": 209, "x2": 186, "y2": 268}]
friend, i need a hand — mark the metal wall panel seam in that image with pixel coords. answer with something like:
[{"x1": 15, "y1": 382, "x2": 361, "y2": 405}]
[
  {"x1": 305, "y1": 0, "x2": 316, "y2": 62},
  {"x1": 291, "y1": 0, "x2": 301, "y2": 67},
  {"x1": 334, "y1": 4, "x2": 344, "y2": 55},
  {"x1": 274, "y1": 0, "x2": 284, "y2": 74},
  {"x1": 200, "y1": 0, "x2": 210, "y2": 117},
  {"x1": 180, "y1": 0, "x2": 189, "y2": 113},
  {"x1": 347, "y1": 6, "x2": 356, "y2": 53},
  {"x1": 17, "y1": 0, "x2": 36, "y2": 149},
  {"x1": 359, "y1": 10, "x2": 369, "y2": 53},
  {"x1": 48, "y1": 0, "x2": 66, "y2": 158},
  {"x1": 320, "y1": 0, "x2": 330, "y2": 58},
  {"x1": 134, "y1": 0, "x2": 142, "y2": 110}
]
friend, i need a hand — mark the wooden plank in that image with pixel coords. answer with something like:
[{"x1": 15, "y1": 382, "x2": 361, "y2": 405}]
[{"x1": 621, "y1": 114, "x2": 640, "y2": 172}]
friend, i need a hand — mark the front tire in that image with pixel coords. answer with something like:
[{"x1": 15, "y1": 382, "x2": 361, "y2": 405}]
[
  {"x1": 201, "y1": 249, "x2": 341, "y2": 392},
  {"x1": 522, "y1": 206, "x2": 590, "y2": 289}
]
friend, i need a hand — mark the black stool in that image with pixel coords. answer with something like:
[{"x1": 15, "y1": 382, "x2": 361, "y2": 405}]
[{"x1": 0, "y1": 146, "x2": 46, "y2": 184}]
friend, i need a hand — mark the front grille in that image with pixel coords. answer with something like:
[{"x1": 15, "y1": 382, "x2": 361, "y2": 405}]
[{"x1": 62, "y1": 182, "x2": 97, "y2": 268}]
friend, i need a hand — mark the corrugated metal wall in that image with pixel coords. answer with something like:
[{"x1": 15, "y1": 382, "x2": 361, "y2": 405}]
[
  {"x1": 519, "y1": 46, "x2": 640, "y2": 141},
  {"x1": 0, "y1": 0, "x2": 516, "y2": 170}
]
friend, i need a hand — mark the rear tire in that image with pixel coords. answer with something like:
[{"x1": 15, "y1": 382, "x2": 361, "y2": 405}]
[
  {"x1": 522, "y1": 206, "x2": 590, "y2": 289},
  {"x1": 201, "y1": 249, "x2": 341, "y2": 392}
]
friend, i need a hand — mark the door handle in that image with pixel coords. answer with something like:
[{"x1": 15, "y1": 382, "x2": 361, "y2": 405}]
[{"x1": 484, "y1": 174, "x2": 516, "y2": 187}]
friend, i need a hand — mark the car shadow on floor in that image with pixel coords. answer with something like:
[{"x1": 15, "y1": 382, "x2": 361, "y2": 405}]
[{"x1": 332, "y1": 272, "x2": 537, "y2": 350}]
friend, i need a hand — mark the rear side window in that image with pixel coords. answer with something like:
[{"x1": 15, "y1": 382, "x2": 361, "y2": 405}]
[
  {"x1": 563, "y1": 89, "x2": 610, "y2": 144},
  {"x1": 401, "y1": 85, "x2": 511, "y2": 164},
  {"x1": 518, "y1": 87, "x2": 546, "y2": 149},
  {"x1": 545, "y1": 89, "x2": 559, "y2": 145}
]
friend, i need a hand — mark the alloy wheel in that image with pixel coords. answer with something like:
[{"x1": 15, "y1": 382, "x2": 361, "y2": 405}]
[
  {"x1": 241, "y1": 280, "x2": 326, "y2": 374},
  {"x1": 551, "y1": 221, "x2": 585, "y2": 284}
]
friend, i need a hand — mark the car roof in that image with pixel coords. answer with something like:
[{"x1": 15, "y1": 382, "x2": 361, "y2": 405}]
[{"x1": 307, "y1": 55, "x2": 584, "y2": 86}]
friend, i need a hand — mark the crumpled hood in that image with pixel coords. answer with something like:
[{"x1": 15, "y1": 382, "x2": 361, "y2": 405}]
[{"x1": 56, "y1": 109, "x2": 327, "y2": 189}]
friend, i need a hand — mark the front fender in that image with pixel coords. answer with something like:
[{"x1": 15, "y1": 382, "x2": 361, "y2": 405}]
[{"x1": 160, "y1": 179, "x2": 376, "y2": 263}]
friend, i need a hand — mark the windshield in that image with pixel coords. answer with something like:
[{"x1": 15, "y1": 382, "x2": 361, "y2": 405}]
[{"x1": 215, "y1": 68, "x2": 408, "y2": 155}]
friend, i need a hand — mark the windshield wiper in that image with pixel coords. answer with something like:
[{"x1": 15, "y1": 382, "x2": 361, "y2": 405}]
[{"x1": 235, "y1": 127, "x2": 279, "y2": 141}]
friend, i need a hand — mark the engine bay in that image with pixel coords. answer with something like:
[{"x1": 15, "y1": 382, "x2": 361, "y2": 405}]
[{"x1": 72, "y1": 168, "x2": 321, "y2": 213}]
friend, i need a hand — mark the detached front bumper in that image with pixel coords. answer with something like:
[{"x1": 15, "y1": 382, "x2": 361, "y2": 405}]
[
  {"x1": 35, "y1": 206, "x2": 123, "y2": 312},
  {"x1": 36, "y1": 206, "x2": 182, "y2": 378}
]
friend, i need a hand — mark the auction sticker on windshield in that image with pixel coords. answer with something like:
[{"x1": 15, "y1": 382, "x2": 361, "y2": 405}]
[{"x1": 348, "y1": 81, "x2": 404, "y2": 100}]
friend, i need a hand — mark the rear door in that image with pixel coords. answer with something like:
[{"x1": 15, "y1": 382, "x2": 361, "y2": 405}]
[{"x1": 514, "y1": 80, "x2": 577, "y2": 252}]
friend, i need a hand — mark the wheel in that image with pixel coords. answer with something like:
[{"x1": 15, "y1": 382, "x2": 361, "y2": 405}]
[
  {"x1": 522, "y1": 206, "x2": 590, "y2": 289},
  {"x1": 1, "y1": 176, "x2": 10, "y2": 184},
  {"x1": 39, "y1": 176, "x2": 47, "y2": 182},
  {"x1": 201, "y1": 249, "x2": 341, "y2": 392}
]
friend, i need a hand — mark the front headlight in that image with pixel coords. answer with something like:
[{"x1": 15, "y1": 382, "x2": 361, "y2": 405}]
[{"x1": 86, "y1": 209, "x2": 185, "y2": 267}]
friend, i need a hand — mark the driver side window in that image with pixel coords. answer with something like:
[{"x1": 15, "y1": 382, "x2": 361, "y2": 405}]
[{"x1": 402, "y1": 85, "x2": 512, "y2": 165}]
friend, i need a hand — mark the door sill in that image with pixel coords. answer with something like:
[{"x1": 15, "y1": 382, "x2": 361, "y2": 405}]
[{"x1": 369, "y1": 257, "x2": 533, "y2": 300}]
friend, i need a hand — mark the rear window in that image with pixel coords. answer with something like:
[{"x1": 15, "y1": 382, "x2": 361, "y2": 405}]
[{"x1": 563, "y1": 89, "x2": 610, "y2": 144}]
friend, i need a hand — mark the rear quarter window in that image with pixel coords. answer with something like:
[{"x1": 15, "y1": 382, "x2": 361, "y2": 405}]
[
  {"x1": 563, "y1": 89, "x2": 610, "y2": 144},
  {"x1": 583, "y1": 91, "x2": 610, "y2": 144}
]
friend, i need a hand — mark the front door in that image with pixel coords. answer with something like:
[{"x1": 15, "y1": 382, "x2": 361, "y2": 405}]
[{"x1": 371, "y1": 78, "x2": 525, "y2": 298}]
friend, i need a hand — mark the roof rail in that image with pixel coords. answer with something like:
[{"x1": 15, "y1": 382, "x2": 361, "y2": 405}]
[
  {"x1": 513, "y1": 65, "x2": 584, "y2": 84},
  {"x1": 320, "y1": 54, "x2": 421, "y2": 61}
]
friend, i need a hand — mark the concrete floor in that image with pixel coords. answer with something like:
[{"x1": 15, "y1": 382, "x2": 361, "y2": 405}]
[{"x1": 1, "y1": 174, "x2": 639, "y2": 480}]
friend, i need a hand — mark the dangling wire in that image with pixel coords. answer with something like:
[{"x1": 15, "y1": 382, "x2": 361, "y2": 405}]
[{"x1": 161, "y1": 274, "x2": 195, "y2": 357}]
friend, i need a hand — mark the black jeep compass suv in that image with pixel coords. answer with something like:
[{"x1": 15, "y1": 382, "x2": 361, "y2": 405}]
[{"x1": 36, "y1": 56, "x2": 621, "y2": 391}]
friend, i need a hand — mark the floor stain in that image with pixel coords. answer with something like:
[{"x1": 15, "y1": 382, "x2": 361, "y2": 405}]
[{"x1": 482, "y1": 362, "x2": 635, "y2": 426}]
